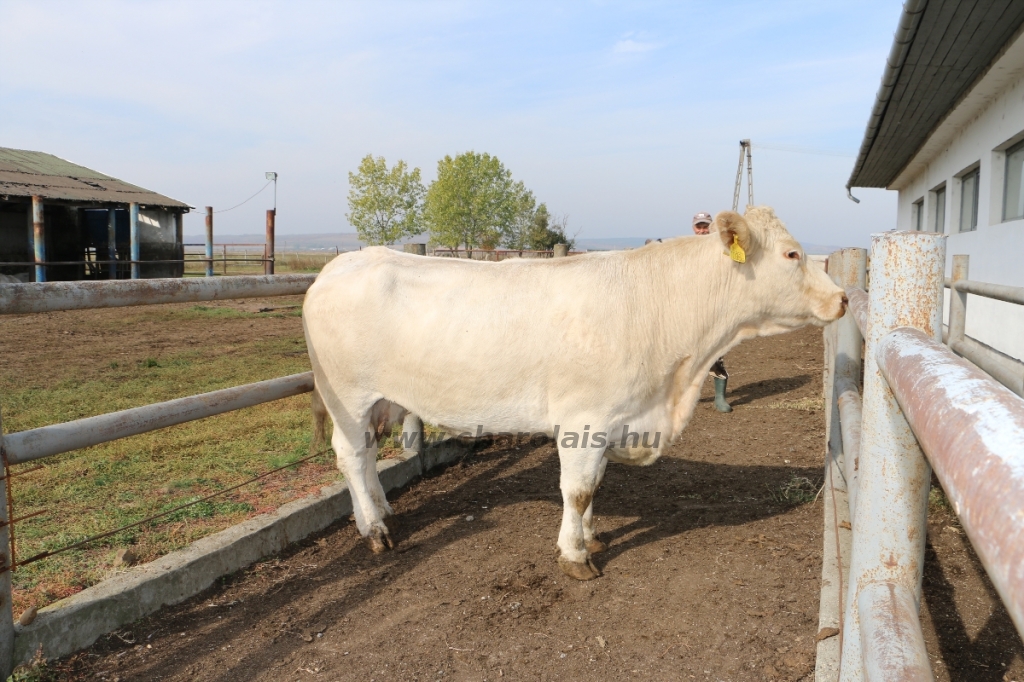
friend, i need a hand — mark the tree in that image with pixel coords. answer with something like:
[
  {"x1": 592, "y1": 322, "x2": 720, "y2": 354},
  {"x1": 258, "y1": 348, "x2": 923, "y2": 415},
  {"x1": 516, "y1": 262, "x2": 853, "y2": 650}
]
[
  {"x1": 347, "y1": 155, "x2": 426, "y2": 246},
  {"x1": 500, "y1": 183, "x2": 537, "y2": 252},
  {"x1": 424, "y1": 152, "x2": 520, "y2": 256},
  {"x1": 527, "y1": 203, "x2": 576, "y2": 251}
]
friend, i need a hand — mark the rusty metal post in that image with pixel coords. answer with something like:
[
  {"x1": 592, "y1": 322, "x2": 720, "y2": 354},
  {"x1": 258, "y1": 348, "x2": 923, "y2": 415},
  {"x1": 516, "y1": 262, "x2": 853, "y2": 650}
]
[
  {"x1": 552, "y1": 243, "x2": 568, "y2": 258},
  {"x1": 32, "y1": 196, "x2": 45, "y2": 283},
  {"x1": 839, "y1": 232, "x2": 945, "y2": 682},
  {"x1": 0, "y1": 406, "x2": 13, "y2": 680},
  {"x1": 222, "y1": 244, "x2": 228, "y2": 276},
  {"x1": 129, "y1": 202, "x2": 140, "y2": 280},
  {"x1": 947, "y1": 254, "x2": 968, "y2": 347},
  {"x1": 403, "y1": 243, "x2": 426, "y2": 256},
  {"x1": 205, "y1": 207, "x2": 214, "y2": 278},
  {"x1": 265, "y1": 209, "x2": 275, "y2": 275},
  {"x1": 107, "y1": 209, "x2": 117, "y2": 280}
]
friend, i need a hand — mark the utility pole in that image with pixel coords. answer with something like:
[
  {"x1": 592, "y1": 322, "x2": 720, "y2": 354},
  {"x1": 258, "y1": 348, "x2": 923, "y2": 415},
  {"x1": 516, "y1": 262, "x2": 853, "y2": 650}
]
[{"x1": 732, "y1": 139, "x2": 754, "y2": 212}]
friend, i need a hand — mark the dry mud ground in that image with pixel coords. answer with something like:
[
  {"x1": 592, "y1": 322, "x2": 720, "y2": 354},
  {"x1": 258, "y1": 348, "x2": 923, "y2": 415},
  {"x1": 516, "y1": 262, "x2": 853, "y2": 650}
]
[{"x1": 28, "y1": 326, "x2": 1024, "y2": 681}]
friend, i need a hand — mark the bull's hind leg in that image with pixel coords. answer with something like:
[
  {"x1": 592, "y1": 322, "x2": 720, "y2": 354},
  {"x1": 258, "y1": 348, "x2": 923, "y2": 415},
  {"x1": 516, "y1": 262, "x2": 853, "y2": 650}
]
[
  {"x1": 330, "y1": 412, "x2": 394, "y2": 554},
  {"x1": 582, "y1": 456, "x2": 609, "y2": 555},
  {"x1": 556, "y1": 445, "x2": 608, "y2": 581}
]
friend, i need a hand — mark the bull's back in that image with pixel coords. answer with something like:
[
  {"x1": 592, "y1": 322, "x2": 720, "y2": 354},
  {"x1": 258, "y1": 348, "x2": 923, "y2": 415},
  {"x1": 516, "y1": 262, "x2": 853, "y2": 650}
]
[{"x1": 302, "y1": 248, "x2": 633, "y2": 429}]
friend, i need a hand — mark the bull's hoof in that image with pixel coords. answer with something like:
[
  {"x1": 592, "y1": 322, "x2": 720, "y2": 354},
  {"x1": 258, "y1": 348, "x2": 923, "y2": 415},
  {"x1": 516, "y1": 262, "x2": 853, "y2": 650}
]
[
  {"x1": 558, "y1": 556, "x2": 600, "y2": 581},
  {"x1": 586, "y1": 539, "x2": 608, "y2": 554},
  {"x1": 365, "y1": 528, "x2": 394, "y2": 554}
]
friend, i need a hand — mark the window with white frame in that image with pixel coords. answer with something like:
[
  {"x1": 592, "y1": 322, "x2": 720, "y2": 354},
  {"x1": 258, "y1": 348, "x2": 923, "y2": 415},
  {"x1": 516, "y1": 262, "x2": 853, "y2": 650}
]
[
  {"x1": 912, "y1": 198, "x2": 923, "y2": 231},
  {"x1": 959, "y1": 168, "x2": 979, "y2": 232},
  {"x1": 1004, "y1": 139, "x2": 1024, "y2": 222},
  {"x1": 933, "y1": 185, "x2": 945, "y2": 233}
]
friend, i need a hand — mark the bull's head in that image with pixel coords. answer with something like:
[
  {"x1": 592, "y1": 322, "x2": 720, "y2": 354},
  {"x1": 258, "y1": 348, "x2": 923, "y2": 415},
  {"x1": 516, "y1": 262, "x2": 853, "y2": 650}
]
[{"x1": 713, "y1": 207, "x2": 847, "y2": 332}]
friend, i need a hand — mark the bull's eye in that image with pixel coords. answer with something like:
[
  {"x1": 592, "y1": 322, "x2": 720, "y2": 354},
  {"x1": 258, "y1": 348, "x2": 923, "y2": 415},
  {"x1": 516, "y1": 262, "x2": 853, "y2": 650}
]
[{"x1": 785, "y1": 250, "x2": 800, "y2": 260}]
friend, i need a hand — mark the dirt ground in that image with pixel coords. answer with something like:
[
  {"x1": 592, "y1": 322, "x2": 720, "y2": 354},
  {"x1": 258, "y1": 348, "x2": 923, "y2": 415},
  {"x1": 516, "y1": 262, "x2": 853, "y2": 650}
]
[{"x1": 23, "y1": 325, "x2": 1024, "y2": 681}]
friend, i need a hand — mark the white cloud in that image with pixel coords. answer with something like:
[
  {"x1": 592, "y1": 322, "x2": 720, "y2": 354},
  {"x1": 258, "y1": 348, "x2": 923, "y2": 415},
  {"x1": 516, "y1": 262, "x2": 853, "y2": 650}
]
[{"x1": 612, "y1": 38, "x2": 662, "y2": 54}]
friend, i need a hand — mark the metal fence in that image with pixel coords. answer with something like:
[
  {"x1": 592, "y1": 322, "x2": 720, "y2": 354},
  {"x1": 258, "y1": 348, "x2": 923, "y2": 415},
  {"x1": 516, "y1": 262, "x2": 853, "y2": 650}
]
[
  {"x1": 0, "y1": 274, "x2": 317, "y2": 677},
  {"x1": 818, "y1": 233, "x2": 1024, "y2": 680}
]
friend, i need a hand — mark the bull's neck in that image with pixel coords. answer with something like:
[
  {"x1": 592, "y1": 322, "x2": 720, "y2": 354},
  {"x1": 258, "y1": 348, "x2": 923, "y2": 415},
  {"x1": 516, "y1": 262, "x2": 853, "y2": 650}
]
[{"x1": 636, "y1": 239, "x2": 757, "y2": 376}]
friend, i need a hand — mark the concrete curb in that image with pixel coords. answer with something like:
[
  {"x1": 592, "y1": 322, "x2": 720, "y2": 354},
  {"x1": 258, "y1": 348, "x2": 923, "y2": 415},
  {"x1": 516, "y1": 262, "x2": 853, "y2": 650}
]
[{"x1": 12, "y1": 439, "x2": 470, "y2": 665}]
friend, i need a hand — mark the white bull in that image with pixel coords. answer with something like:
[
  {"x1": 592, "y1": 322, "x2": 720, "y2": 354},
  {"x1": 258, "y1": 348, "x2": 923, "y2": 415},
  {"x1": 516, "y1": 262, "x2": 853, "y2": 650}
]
[{"x1": 302, "y1": 207, "x2": 846, "y2": 580}]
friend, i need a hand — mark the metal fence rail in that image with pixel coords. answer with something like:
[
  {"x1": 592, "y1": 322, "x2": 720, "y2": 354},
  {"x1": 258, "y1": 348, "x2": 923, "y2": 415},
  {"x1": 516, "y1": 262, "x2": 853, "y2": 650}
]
[
  {"x1": 946, "y1": 255, "x2": 1024, "y2": 398},
  {"x1": 0, "y1": 275, "x2": 318, "y2": 677},
  {"x1": 817, "y1": 235, "x2": 1024, "y2": 681},
  {"x1": 3, "y1": 373, "x2": 314, "y2": 465}
]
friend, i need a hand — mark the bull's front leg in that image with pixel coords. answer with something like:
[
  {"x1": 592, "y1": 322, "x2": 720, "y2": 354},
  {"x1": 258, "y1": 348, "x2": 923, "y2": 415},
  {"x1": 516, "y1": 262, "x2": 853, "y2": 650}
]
[
  {"x1": 582, "y1": 456, "x2": 609, "y2": 555},
  {"x1": 556, "y1": 444, "x2": 608, "y2": 581}
]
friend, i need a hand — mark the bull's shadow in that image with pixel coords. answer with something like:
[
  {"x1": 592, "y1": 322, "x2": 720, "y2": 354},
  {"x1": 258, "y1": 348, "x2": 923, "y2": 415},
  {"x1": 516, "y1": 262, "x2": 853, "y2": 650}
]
[{"x1": 98, "y1": 437, "x2": 821, "y2": 681}]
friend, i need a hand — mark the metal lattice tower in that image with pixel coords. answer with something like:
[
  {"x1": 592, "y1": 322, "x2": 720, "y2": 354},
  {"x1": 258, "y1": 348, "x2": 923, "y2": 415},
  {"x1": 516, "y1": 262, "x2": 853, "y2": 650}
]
[{"x1": 732, "y1": 139, "x2": 754, "y2": 212}]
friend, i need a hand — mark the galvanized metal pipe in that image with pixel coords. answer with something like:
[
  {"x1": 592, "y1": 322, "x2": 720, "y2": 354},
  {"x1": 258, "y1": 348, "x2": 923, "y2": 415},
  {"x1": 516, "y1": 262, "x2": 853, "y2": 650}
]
[
  {"x1": 3, "y1": 373, "x2": 314, "y2": 465},
  {"x1": 834, "y1": 248, "x2": 867, "y2": 514},
  {"x1": 840, "y1": 231, "x2": 945, "y2": 682},
  {"x1": 952, "y1": 278, "x2": 1024, "y2": 306},
  {"x1": 877, "y1": 326, "x2": 1024, "y2": 638},
  {"x1": 129, "y1": 202, "x2": 140, "y2": 280},
  {"x1": 107, "y1": 208, "x2": 117, "y2": 280},
  {"x1": 846, "y1": 287, "x2": 869, "y2": 338},
  {"x1": 0, "y1": 407, "x2": 14, "y2": 680},
  {"x1": 31, "y1": 196, "x2": 45, "y2": 284},
  {"x1": 0, "y1": 274, "x2": 315, "y2": 315},
  {"x1": 947, "y1": 255, "x2": 968, "y2": 347},
  {"x1": 836, "y1": 377, "x2": 862, "y2": 515},
  {"x1": 205, "y1": 207, "x2": 214, "y2": 278},
  {"x1": 949, "y1": 335, "x2": 1024, "y2": 398},
  {"x1": 857, "y1": 582, "x2": 933, "y2": 681}
]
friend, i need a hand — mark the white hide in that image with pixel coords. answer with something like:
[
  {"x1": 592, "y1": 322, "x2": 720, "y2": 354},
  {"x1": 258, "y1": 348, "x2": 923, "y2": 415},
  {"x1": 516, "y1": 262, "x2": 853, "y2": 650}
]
[{"x1": 302, "y1": 206, "x2": 846, "y2": 578}]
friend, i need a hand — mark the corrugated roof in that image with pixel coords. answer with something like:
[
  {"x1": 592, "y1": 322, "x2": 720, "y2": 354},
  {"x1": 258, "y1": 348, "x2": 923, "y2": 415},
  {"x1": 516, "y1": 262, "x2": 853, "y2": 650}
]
[
  {"x1": 0, "y1": 147, "x2": 191, "y2": 209},
  {"x1": 848, "y1": 0, "x2": 1024, "y2": 189}
]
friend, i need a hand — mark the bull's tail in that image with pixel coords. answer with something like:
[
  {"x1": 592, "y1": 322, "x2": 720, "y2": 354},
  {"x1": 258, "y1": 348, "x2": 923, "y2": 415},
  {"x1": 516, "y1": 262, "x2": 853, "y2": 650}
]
[{"x1": 311, "y1": 382, "x2": 328, "y2": 455}]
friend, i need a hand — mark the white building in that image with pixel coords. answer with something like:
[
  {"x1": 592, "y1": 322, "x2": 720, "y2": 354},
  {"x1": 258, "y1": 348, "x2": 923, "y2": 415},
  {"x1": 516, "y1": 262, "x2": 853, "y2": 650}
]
[{"x1": 847, "y1": 0, "x2": 1024, "y2": 361}]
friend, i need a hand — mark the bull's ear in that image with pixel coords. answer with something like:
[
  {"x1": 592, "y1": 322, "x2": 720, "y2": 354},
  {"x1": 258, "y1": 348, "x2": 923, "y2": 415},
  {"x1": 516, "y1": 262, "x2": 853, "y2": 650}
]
[{"x1": 714, "y1": 211, "x2": 752, "y2": 262}]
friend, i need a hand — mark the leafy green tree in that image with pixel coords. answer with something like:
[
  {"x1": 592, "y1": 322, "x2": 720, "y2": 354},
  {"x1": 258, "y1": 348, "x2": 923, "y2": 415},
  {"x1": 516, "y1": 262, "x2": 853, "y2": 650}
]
[
  {"x1": 527, "y1": 203, "x2": 576, "y2": 251},
  {"x1": 500, "y1": 183, "x2": 537, "y2": 251},
  {"x1": 347, "y1": 155, "x2": 426, "y2": 246},
  {"x1": 424, "y1": 152, "x2": 520, "y2": 256}
]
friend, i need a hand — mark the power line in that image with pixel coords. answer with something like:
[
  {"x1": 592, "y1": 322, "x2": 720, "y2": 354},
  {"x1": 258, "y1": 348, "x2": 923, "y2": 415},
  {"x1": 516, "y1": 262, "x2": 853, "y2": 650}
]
[
  {"x1": 215, "y1": 180, "x2": 274, "y2": 212},
  {"x1": 752, "y1": 143, "x2": 855, "y2": 158}
]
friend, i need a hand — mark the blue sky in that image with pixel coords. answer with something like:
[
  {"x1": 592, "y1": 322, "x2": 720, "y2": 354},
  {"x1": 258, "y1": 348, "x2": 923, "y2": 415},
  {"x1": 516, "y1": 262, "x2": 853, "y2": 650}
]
[{"x1": 0, "y1": 1, "x2": 901, "y2": 247}]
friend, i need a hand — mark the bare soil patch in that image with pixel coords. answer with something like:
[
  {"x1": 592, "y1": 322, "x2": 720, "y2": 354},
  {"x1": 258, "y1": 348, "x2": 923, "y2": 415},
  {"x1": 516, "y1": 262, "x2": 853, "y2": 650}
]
[{"x1": 14, "y1": 325, "x2": 1024, "y2": 681}]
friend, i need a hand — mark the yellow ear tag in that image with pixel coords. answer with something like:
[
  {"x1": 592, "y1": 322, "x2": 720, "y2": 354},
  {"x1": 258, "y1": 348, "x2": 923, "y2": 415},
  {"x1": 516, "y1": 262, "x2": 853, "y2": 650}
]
[{"x1": 729, "y1": 235, "x2": 746, "y2": 263}]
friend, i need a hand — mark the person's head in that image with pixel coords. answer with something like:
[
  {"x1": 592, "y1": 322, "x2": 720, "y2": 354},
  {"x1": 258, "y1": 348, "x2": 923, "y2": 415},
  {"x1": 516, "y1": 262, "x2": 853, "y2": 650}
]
[{"x1": 692, "y1": 212, "x2": 713, "y2": 235}]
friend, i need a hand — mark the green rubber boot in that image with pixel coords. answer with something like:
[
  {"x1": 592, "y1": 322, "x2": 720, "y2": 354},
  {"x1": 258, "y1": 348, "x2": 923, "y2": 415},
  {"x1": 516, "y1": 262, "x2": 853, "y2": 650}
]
[{"x1": 713, "y1": 377, "x2": 733, "y2": 413}]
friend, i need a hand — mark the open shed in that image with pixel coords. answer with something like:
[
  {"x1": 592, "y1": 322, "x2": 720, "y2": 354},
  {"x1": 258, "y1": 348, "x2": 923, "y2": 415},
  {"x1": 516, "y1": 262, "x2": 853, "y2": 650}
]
[{"x1": 0, "y1": 148, "x2": 191, "y2": 281}]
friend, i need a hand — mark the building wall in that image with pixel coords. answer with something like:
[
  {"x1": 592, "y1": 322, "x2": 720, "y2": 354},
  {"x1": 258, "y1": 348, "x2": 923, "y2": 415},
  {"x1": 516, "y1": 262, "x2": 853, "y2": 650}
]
[
  {"x1": 895, "y1": 60, "x2": 1024, "y2": 361},
  {"x1": 138, "y1": 209, "x2": 183, "y2": 278}
]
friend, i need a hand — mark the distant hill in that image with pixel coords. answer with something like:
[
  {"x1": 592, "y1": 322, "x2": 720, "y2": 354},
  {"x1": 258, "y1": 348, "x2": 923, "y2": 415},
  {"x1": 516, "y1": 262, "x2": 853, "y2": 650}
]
[{"x1": 186, "y1": 233, "x2": 841, "y2": 255}]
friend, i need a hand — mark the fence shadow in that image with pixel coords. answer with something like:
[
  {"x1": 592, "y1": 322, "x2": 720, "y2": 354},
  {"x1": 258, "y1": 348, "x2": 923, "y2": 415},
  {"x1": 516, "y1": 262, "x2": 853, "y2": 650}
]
[
  {"x1": 922, "y1": 533, "x2": 1024, "y2": 681},
  {"x1": 97, "y1": 439, "x2": 820, "y2": 681}
]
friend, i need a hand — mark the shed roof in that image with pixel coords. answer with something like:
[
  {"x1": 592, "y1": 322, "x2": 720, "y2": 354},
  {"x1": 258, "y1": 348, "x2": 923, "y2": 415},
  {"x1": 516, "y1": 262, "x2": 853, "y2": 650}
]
[
  {"x1": 848, "y1": 0, "x2": 1024, "y2": 190},
  {"x1": 0, "y1": 147, "x2": 191, "y2": 209}
]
